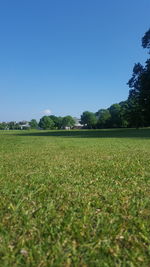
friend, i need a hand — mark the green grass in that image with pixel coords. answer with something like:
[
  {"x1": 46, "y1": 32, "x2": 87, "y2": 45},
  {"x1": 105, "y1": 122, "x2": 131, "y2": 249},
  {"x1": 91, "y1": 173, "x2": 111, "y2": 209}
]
[{"x1": 0, "y1": 128, "x2": 150, "y2": 266}]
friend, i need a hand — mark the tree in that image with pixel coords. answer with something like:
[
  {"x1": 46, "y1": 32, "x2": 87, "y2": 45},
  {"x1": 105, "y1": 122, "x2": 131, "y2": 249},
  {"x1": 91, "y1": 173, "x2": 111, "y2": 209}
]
[
  {"x1": 80, "y1": 111, "x2": 97, "y2": 128},
  {"x1": 8, "y1": 121, "x2": 17, "y2": 130},
  {"x1": 62, "y1": 116, "x2": 75, "y2": 128},
  {"x1": 140, "y1": 59, "x2": 150, "y2": 124},
  {"x1": 127, "y1": 63, "x2": 145, "y2": 127},
  {"x1": 127, "y1": 29, "x2": 150, "y2": 127},
  {"x1": 142, "y1": 28, "x2": 150, "y2": 53},
  {"x1": 39, "y1": 116, "x2": 54, "y2": 129},
  {"x1": 14, "y1": 123, "x2": 21, "y2": 130},
  {"x1": 108, "y1": 104, "x2": 122, "y2": 127},
  {"x1": 96, "y1": 109, "x2": 111, "y2": 128},
  {"x1": 49, "y1": 115, "x2": 63, "y2": 129},
  {"x1": 0, "y1": 122, "x2": 8, "y2": 130},
  {"x1": 29, "y1": 119, "x2": 38, "y2": 129},
  {"x1": 119, "y1": 101, "x2": 129, "y2": 127}
]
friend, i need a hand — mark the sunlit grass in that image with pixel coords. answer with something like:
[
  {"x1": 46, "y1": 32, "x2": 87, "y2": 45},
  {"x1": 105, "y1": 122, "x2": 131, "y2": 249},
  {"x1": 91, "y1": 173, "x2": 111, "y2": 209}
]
[{"x1": 0, "y1": 129, "x2": 150, "y2": 266}]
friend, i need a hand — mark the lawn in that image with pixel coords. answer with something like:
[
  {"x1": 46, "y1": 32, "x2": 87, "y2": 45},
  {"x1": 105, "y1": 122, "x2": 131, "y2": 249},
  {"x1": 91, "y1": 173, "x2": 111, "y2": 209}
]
[{"x1": 0, "y1": 129, "x2": 150, "y2": 266}]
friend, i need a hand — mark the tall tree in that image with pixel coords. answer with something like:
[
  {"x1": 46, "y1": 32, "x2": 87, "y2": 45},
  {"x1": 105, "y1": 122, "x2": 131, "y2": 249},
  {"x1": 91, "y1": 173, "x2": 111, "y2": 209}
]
[
  {"x1": 108, "y1": 104, "x2": 122, "y2": 127},
  {"x1": 119, "y1": 101, "x2": 129, "y2": 127},
  {"x1": 139, "y1": 59, "x2": 150, "y2": 125},
  {"x1": 0, "y1": 122, "x2": 8, "y2": 130},
  {"x1": 127, "y1": 63, "x2": 145, "y2": 127},
  {"x1": 39, "y1": 116, "x2": 54, "y2": 129},
  {"x1": 141, "y1": 30, "x2": 150, "y2": 124},
  {"x1": 96, "y1": 109, "x2": 111, "y2": 128},
  {"x1": 29, "y1": 119, "x2": 38, "y2": 129},
  {"x1": 142, "y1": 28, "x2": 150, "y2": 53},
  {"x1": 80, "y1": 111, "x2": 97, "y2": 128},
  {"x1": 127, "y1": 29, "x2": 150, "y2": 127},
  {"x1": 49, "y1": 115, "x2": 63, "y2": 129},
  {"x1": 8, "y1": 121, "x2": 17, "y2": 130},
  {"x1": 62, "y1": 116, "x2": 75, "y2": 128}
]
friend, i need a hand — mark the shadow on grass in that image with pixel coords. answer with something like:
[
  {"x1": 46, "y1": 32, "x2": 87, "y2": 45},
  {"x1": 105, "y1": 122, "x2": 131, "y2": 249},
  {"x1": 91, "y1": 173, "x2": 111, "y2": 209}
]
[{"x1": 15, "y1": 128, "x2": 150, "y2": 139}]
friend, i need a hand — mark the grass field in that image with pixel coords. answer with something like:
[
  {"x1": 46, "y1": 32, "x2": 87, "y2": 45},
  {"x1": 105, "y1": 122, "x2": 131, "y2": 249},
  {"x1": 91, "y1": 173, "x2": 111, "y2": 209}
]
[{"x1": 0, "y1": 128, "x2": 150, "y2": 266}]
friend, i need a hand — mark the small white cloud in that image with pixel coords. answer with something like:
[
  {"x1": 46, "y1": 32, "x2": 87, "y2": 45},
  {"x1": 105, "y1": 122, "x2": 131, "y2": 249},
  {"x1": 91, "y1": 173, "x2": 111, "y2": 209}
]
[{"x1": 43, "y1": 109, "x2": 52, "y2": 115}]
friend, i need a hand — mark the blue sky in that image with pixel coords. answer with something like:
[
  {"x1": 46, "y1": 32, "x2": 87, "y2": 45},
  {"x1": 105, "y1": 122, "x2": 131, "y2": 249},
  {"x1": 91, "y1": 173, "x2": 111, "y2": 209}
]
[{"x1": 0, "y1": 0, "x2": 150, "y2": 121}]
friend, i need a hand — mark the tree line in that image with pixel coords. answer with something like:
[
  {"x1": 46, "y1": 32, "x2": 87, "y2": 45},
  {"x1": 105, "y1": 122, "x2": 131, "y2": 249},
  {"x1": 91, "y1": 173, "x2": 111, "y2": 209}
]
[
  {"x1": 38, "y1": 115, "x2": 76, "y2": 129},
  {"x1": 80, "y1": 28, "x2": 150, "y2": 129},
  {"x1": 0, "y1": 116, "x2": 76, "y2": 130},
  {"x1": 0, "y1": 29, "x2": 150, "y2": 130}
]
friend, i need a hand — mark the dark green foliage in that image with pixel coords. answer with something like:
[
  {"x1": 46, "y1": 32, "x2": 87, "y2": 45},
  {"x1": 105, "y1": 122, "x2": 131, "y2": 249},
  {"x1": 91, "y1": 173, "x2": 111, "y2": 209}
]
[
  {"x1": 8, "y1": 121, "x2": 17, "y2": 130},
  {"x1": 95, "y1": 104, "x2": 129, "y2": 129},
  {"x1": 38, "y1": 116, "x2": 55, "y2": 129},
  {"x1": 62, "y1": 116, "x2": 75, "y2": 128},
  {"x1": 14, "y1": 123, "x2": 21, "y2": 130},
  {"x1": 127, "y1": 29, "x2": 150, "y2": 127},
  {"x1": 108, "y1": 104, "x2": 122, "y2": 128},
  {"x1": 29, "y1": 119, "x2": 38, "y2": 129},
  {"x1": 49, "y1": 115, "x2": 63, "y2": 129},
  {"x1": 37, "y1": 115, "x2": 75, "y2": 130},
  {"x1": 0, "y1": 122, "x2": 8, "y2": 130},
  {"x1": 7, "y1": 121, "x2": 21, "y2": 130},
  {"x1": 127, "y1": 63, "x2": 144, "y2": 127},
  {"x1": 119, "y1": 101, "x2": 129, "y2": 127},
  {"x1": 139, "y1": 59, "x2": 150, "y2": 125},
  {"x1": 142, "y1": 28, "x2": 150, "y2": 53},
  {"x1": 80, "y1": 111, "x2": 97, "y2": 128},
  {"x1": 96, "y1": 109, "x2": 111, "y2": 128},
  {"x1": 127, "y1": 62, "x2": 150, "y2": 126}
]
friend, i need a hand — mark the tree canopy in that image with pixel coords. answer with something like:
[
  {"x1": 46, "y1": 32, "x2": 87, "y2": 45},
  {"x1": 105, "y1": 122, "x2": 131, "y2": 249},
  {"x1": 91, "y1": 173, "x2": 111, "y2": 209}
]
[
  {"x1": 39, "y1": 116, "x2": 55, "y2": 130},
  {"x1": 127, "y1": 30, "x2": 150, "y2": 127},
  {"x1": 142, "y1": 28, "x2": 150, "y2": 52},
  {"x1": 96, "y1": 109, "x2": 111, "y2": 128},
  {"x1": 29, "y1": 119, "x2": 38, "y2": 129},
  {"x1": 61, "y1": 116, "x2": 75, "y2": 128},
  {"x1": 80, "y1": 111, "x2": 97, "y2": 128}
]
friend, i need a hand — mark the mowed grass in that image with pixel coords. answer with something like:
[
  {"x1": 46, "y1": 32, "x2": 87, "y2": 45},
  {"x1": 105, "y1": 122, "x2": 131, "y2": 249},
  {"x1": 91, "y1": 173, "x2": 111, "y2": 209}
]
[{"x1": 0, "y1": 129, "x2": 150, "y2": 266}]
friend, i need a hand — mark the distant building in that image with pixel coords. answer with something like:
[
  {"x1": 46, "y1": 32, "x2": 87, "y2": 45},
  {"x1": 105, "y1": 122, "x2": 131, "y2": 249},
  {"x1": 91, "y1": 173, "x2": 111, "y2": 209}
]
[
  {"x1": 64, "y1": 126, "x2": 71, "y2": 130},
  {"x1": 19, "y1": 122, "x2": 30, "y2": 130}
]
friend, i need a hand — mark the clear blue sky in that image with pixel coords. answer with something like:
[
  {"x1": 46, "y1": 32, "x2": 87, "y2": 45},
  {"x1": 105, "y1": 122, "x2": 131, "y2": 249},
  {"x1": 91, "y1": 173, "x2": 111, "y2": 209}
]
[{"x1": 0, "y1": 0, "x2": 150, "y2": 122}]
